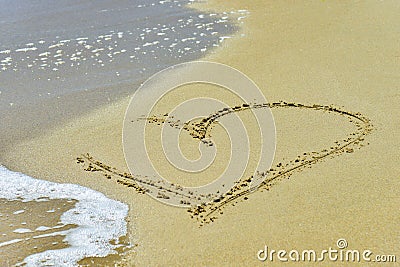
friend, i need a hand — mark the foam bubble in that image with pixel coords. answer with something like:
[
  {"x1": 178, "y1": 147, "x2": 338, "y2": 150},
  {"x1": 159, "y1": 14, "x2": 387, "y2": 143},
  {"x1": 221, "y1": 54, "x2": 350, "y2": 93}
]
[
  {"x1": 35, "y1": 226, "x2": 52, "y2": 231},
  {"x1": 15, "y1": 47, "x2": 38, "y2": 52},
  {"x1": 13, "y1": 209, "x2": 25, "y2": 215},
  {"x1": 13, "y1": 228, "x2": 33, "y2": 234}
]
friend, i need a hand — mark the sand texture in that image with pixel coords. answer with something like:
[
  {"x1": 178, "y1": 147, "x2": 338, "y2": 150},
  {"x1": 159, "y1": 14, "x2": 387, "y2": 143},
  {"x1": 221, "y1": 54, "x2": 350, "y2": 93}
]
[{"x1": 1, "y1": 1, "x2": 399, "y2": 266}]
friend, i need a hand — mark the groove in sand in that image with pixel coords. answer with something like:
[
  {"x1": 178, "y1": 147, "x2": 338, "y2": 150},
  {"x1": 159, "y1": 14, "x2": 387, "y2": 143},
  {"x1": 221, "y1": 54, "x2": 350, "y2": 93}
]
[{"x1": 77, "y1": 101, "x2": 373, "y2": 225}]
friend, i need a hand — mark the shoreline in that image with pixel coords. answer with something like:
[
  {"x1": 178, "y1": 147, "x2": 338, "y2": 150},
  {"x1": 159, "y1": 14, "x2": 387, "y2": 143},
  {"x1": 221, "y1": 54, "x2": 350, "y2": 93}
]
[
  {"x1": 1, "y1": 0, "x2": 400, "y2": 266},
  {"x1": 0, "y1": 166, "x2": 129, "y2": 266},
  {"x1": 0, "y1": 0, "x2": 239, "y2": 156}
]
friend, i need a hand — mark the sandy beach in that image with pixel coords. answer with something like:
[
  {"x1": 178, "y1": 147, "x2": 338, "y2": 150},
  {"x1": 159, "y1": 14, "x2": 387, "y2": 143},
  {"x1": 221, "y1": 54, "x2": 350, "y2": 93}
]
[{"x1": 1, "y1": 0, "x2": 399, "y2": 266}]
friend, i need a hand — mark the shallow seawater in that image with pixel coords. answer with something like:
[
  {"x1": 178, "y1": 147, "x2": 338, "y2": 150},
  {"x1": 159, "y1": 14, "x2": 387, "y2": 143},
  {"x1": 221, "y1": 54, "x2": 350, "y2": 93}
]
[
  {"x1": 0, "y1": 0, "x2": 249, "y2": 264},
  {"x1": 0, "y1": 0, "x2": 248, "y2": 150},
  {"x1": 0, "y1": 0, "x2": 239, "y2": 98},
  {"x1": 0, "y1": 166, "x2": 129, "y2": 266},
  {"x1": 0, "y1": 198, "x2": 78, "y2": 266}
]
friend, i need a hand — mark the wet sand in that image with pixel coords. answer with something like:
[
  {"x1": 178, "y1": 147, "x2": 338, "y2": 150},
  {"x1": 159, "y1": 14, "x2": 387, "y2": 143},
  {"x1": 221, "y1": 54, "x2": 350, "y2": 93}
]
[
  {"x1": 0, "y1": 199, "x2": 77, "y2": 266},
  {"x1": 1, "y1": 0, "x2": 399, "y2": 266}
]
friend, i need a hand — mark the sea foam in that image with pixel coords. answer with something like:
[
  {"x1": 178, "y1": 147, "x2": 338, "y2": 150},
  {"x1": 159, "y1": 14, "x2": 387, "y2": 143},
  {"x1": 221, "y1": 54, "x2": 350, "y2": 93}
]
[{"x1": 0, "y1": 166, "x2": 129, "y2": 266}]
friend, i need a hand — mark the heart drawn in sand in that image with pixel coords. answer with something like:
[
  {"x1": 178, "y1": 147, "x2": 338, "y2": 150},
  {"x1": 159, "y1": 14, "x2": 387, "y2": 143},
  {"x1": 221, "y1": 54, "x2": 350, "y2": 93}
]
[{"x1": 77, "y1": 62, "x2": 373, "y2": 225}]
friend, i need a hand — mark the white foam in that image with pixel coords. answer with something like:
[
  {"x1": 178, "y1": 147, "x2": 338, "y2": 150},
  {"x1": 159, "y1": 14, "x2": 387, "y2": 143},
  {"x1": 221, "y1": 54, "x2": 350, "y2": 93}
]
[
  {"x1": 49, "y1": 43, "x2": 64, "y2": 49},
  {"x1": 0, "y1": 238, "x2": 24, "y2": 248},
  {"x1": 15, "y1": 47, "x2": 37, "y2": 52},
  {"x1": 0, "y1": 166, "x2": 129, "y2": 267},
  {"x1": 35, "y1": 226, "x2": 52, "y2": 231},
  {"x1": 38, "y1": 52, "x2": 50, "y2": 57},
  {"x1": 13, "y1": 228, "x2": 33, "y2": 234},
  {"x1": 13, "y1": 209, "x2": 25, "y2": 215}
]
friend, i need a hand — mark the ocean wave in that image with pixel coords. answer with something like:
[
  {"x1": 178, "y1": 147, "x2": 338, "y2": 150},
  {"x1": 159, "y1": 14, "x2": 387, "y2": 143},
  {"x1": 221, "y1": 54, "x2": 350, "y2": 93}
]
[{"x1": 0, "y1": 166, "x2": 129, "y2": 266}]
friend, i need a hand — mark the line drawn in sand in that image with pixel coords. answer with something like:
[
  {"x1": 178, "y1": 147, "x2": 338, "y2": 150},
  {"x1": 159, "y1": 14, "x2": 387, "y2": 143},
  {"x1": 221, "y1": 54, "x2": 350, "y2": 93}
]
[{"x1": 77, "y1": 101, "x2": 373, "y2": 226}]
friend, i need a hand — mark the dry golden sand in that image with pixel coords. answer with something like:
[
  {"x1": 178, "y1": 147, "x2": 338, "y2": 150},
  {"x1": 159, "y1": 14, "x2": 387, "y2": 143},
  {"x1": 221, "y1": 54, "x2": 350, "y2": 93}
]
[{"x1": 1, "y1": 1, "x2": 400, "y2": 266}]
